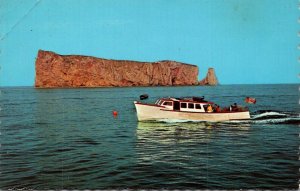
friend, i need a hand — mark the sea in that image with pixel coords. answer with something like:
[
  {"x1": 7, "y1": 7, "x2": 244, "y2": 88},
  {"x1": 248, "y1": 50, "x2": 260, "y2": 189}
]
[{"x1": 0, "y1": 84, "x2": 299, "y2": 190}]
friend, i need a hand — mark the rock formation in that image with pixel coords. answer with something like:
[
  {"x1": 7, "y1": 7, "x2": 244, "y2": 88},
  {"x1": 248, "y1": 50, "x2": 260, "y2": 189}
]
[
  {"x1": 198, "y1": 68, "x2": 218, "y2": 86},
  {"x1": 35, "y1": 50, "x2": 200, "y2": 88}
]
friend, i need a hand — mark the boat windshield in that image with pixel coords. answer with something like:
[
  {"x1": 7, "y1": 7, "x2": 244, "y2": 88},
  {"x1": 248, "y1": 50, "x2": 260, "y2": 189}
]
[
  {"x1": 156, "y1": 99, "x2": 164, "y2": 105},
  {"x1": 159, "y1": 100, "x2": 164, "y2": 105},
  {"x1": 155, "y1": 99, "x2": 160, "y2": 104}
]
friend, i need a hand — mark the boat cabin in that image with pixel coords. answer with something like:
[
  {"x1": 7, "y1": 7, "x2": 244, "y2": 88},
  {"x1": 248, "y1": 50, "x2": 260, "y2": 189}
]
[{"x1": 155, "y1": 97, "x2": 213, "y2": 113}]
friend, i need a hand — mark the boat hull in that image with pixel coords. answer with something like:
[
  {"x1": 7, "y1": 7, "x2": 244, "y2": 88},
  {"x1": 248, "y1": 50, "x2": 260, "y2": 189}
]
[{"x1": 134, "y1": 102, "x2": 250, "y2": 122}]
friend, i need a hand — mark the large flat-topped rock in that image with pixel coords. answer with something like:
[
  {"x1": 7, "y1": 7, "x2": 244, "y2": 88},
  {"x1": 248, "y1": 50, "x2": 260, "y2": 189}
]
[{"x1": 35, "y1": 50, "x2": 200, "y2": 88}]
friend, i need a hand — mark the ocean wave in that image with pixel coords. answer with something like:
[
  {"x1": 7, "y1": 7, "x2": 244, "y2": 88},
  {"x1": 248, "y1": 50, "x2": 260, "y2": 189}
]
[
  {"x1": 251, "y1": 111, "x2": 287, "y2": 120},
  {"x1": 252, "y1": 117, "x2": 300, "y2": 124},
  {"x1": 251, "y1": 111, "x2": 300, "y2": 124}
]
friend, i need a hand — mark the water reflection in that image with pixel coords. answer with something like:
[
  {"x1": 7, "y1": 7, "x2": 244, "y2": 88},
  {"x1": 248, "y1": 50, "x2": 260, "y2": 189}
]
[
  {"x1": 136, "y1": 122, "x2": 216, "y2": 144},
  {"x1": 135, "y1": 121, "x2": 250, "y2": 164},
  {"x1": 136, "y1": 121, "x2": 251, "y2": 144}
]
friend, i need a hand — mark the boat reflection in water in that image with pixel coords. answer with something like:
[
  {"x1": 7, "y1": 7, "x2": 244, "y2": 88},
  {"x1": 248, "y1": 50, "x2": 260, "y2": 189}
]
[{"x1": 135, "y1": 121, "x2": 250, "y2": 166}]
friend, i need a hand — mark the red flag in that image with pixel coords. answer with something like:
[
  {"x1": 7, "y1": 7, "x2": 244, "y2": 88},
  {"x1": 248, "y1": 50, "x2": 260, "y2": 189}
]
[{"x1": 245, "y1": 97, "x2": 256, "y2": 104}]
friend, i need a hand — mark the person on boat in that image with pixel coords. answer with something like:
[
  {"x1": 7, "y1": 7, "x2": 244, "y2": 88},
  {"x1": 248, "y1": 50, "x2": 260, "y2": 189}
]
[
  {"x1": 207, "y1": 104, "x2": 213, "y2": 112},
  {"x1": 230, "y1": 103, "x2": 238, "y2": 112},
  {"x1": 215, "y1": 105, "x2": 221, "y2": 112}
]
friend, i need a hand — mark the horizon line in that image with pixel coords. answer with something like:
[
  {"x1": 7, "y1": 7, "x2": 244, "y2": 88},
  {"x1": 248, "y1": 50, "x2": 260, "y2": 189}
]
[{"x1": 0, "y1": 83, "x2": 299, "y2": 88}]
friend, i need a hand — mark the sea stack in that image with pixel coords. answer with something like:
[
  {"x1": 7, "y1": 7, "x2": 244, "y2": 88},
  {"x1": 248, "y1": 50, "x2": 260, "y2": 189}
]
[
  {"x1": 35, "y1": 50, "x2": 200, "y2": 88},
  {"x1": 198, "y1": 68, "x2": 219, "y2": 86}
]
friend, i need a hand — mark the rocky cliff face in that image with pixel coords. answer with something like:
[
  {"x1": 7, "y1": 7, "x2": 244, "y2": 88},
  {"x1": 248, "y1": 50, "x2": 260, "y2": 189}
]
[
  {"x1": 198, "y1": 68, "x2": 218, "y2": 86},
  {"x1": 35, "y1": 50, "x2": 199, "y2": 88}
]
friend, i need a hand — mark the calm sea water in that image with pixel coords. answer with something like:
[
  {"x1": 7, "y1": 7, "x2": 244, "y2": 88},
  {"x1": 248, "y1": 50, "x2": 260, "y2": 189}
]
[{"x1": 0, "y1": 84, "x2": 299, "y2": 190}]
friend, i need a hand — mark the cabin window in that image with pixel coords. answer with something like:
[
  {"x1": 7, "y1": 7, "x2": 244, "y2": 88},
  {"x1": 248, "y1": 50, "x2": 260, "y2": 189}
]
[
  {"x1": 195, "y1": 104, "x2": 202, "y2": 109},
  {"x1": 163, "y1": 101, "x2": 173, "y2": 106},
  {"x1": 158, "y1": 100, "x2": 163, "y2": 105},
  {"x1": 188, "y1": 103, "x2": 194, "y2": 109},
  {"x1": 180, "y1": 103, "x2": 187, "y2": 108}
]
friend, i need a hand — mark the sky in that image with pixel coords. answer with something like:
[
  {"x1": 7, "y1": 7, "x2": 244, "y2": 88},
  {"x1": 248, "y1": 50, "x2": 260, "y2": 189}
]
[{"x1": 0, "y1": 0, "x2": 298, "y2": 86}]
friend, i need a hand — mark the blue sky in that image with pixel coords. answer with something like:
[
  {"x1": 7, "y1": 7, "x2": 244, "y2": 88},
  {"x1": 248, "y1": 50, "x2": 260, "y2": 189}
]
[{"x1": 0, "y1": 0, "x2": 298, "y2": 86}]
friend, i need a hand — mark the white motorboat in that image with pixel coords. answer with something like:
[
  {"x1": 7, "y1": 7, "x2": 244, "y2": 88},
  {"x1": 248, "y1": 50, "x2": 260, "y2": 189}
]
[{"x1": 134, "y1": 97, "x2": 250, "y2": 122}]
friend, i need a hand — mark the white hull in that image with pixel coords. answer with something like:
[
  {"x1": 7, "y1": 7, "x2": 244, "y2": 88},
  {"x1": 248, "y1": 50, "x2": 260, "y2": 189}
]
[{"x1": 134, "y1": 102, "x2": 251, "y2": 122}]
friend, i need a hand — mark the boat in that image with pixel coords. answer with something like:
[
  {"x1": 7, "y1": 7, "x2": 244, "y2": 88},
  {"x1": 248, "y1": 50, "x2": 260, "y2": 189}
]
[{"x1": 134, "y1": 97, "x2": 250, "y2": 122}]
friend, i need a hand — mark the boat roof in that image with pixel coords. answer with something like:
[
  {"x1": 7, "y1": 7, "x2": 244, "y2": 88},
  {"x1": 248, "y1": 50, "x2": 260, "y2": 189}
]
[{"x1": 159, "y1": 97, "x2": 214, "y2": 104}]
